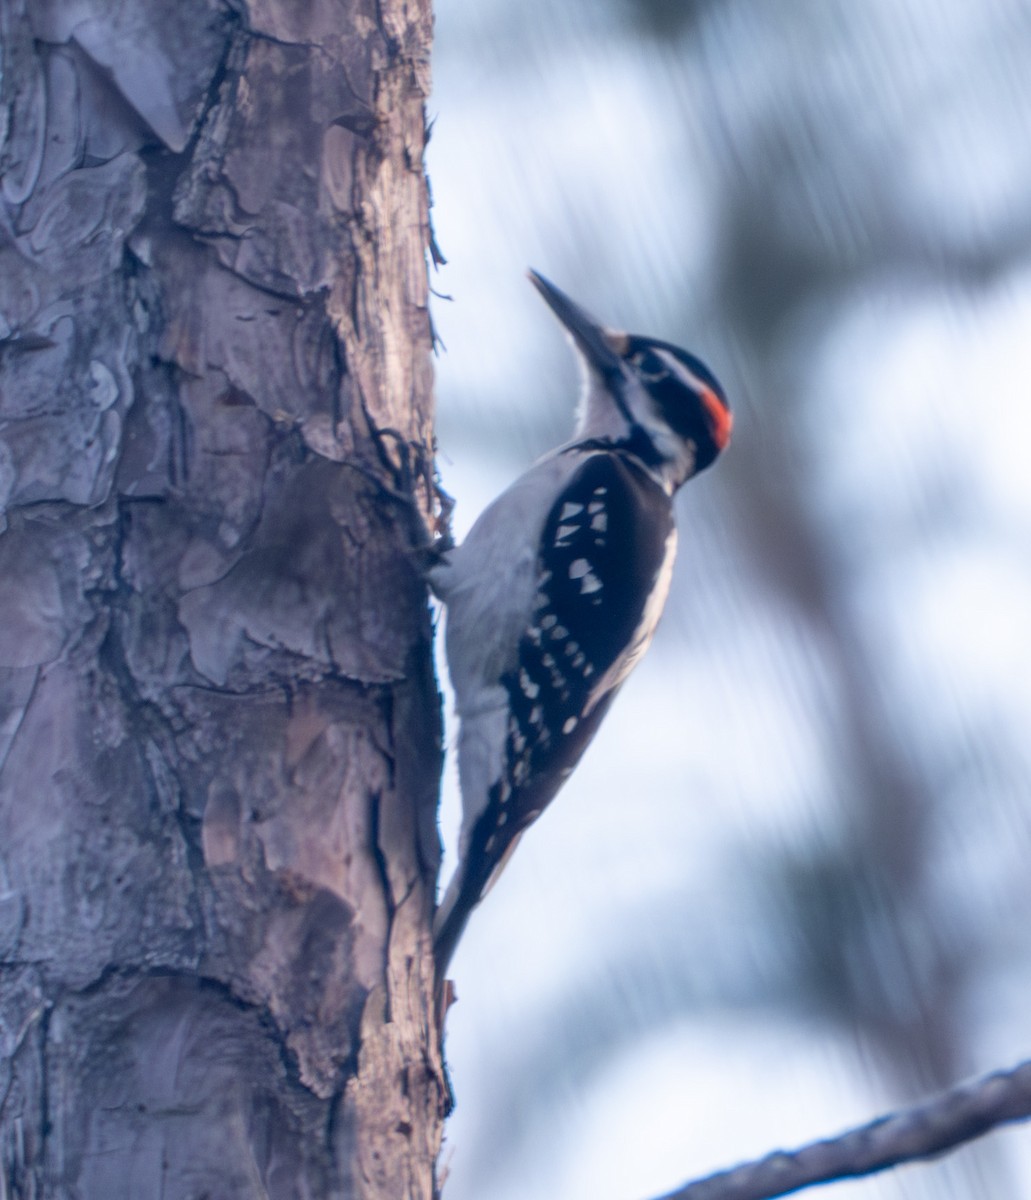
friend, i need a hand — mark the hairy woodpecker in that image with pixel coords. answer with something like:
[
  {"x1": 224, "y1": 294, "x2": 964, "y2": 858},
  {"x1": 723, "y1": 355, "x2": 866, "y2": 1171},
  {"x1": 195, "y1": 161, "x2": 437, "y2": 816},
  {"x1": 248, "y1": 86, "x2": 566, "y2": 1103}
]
[{"x1": 431, "y1": 271, "x2": 732, "y2": 978}]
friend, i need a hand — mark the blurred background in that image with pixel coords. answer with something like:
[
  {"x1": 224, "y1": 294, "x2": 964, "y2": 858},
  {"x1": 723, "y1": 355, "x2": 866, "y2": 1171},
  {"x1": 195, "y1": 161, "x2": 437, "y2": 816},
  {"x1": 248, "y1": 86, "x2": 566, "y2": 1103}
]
[{"x1": 426, "y1": 1, "x2": 1031, "y2": 1197}]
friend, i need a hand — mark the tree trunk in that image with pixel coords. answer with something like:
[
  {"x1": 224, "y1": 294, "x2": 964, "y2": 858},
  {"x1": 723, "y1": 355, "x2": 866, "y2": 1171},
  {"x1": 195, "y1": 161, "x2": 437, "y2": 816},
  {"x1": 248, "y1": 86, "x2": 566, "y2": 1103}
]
[{"x1": 0, "y1": 1, "x2": 444, "y2": 1197}]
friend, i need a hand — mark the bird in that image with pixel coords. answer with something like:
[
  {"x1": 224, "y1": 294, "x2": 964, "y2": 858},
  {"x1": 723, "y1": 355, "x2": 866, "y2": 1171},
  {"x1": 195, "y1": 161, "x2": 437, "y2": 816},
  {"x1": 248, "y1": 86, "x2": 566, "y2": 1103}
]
[{"x1": 430, "y1": 270, "x2": 732, "y2": 980}]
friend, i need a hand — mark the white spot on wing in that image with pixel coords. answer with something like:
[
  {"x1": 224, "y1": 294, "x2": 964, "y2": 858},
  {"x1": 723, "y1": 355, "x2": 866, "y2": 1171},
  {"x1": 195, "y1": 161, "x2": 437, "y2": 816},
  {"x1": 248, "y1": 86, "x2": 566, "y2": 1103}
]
[
  {"x1": 519, "y1": 669, "x2": 539, "y2": 699},
  {"x1": 560, "y1": 502, "x2": 584, "y2": 520},
  {"x1": 569, "y1": 557, "x2": 602, "y2": 594}
]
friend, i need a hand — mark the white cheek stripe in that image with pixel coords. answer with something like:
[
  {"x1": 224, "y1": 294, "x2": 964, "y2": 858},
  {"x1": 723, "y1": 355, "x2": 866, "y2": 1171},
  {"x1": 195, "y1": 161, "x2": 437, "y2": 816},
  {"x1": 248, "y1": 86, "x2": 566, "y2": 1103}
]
[{"x1": 655, "y1": 348, "x2": 705, "y2": 393}]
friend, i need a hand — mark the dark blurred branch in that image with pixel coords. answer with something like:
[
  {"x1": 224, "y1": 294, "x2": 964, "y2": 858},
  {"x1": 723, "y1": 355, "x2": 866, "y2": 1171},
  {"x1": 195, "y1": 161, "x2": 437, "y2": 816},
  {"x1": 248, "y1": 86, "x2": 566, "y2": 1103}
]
[{"x1": 650, "y1": 1059, "x2": 1031, "y2": 1200}]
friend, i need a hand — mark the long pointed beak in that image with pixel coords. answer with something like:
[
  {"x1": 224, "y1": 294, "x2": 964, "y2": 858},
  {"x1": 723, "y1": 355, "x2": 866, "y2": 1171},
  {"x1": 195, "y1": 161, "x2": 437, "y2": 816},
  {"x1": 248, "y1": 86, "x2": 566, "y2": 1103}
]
[{"x1": 527, "y1": 270, "x2": 626, "y2": 376}]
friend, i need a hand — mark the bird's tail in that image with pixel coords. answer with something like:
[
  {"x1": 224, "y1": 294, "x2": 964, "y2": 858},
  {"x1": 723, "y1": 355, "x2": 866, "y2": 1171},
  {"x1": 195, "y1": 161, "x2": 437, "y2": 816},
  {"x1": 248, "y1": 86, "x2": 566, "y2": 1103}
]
[
  {"x1": 432, "y1": 861, "x2": 479, "y2": 984},
  {"x1": 432, "y1": 826, "x2": 527, "y2": 991}
]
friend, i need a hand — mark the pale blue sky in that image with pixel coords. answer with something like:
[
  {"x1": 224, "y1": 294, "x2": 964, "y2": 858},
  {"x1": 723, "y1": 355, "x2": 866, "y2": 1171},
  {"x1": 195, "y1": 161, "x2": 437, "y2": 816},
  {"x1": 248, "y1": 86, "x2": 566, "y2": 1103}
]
[{"x1": 427, "y1": 2, "x2": 1031, "y2": 1197}]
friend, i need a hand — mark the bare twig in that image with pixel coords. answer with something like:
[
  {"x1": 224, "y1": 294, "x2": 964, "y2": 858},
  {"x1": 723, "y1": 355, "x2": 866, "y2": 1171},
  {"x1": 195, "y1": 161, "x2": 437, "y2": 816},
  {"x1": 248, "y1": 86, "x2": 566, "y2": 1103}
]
[{"x1": 652, "y1": 1059, "x2": 1031, "y2": 1200}]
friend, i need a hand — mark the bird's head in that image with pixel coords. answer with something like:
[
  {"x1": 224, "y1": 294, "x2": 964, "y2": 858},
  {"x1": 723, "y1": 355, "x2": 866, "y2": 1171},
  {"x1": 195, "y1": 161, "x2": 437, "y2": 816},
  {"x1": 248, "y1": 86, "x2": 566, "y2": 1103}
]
[{"x1": 529, "y1": 269, "x2": 732, "y2": 490}]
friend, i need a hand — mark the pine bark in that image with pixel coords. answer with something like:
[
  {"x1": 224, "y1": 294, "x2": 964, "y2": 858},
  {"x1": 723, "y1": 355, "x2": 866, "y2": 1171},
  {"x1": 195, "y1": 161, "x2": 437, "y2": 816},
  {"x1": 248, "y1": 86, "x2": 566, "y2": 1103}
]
[{"x1": 0, "y1": 1, "x2": 444, "y2": 1196}]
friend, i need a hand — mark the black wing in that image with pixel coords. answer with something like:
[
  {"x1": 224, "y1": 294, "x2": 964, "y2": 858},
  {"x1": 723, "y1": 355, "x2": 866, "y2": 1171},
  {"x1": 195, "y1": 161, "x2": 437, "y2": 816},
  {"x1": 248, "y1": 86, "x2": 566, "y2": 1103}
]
[
  {"x1": 500, "y1": 451, "x2": 673, "y2": 831},
  {"x1": 437, "y1": 452, "x2": 676, "y2": 948}
]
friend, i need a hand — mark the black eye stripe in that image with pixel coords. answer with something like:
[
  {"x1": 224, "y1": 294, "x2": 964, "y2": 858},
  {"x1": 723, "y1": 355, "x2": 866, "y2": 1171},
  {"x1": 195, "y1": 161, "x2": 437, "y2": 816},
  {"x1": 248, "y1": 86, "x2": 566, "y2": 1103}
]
[
  {"x1": 631, "y1": 349, "x2": 669, "y2": 381},
  {"x1": 626, "y1": 336, "x2": 728, "y2": 407},
  {"x1": 622, "y1": 338, "x2": 729, "y2": 472},
  {"x1": 648, "y1": 376, "x2": 711, "y2": 442}
]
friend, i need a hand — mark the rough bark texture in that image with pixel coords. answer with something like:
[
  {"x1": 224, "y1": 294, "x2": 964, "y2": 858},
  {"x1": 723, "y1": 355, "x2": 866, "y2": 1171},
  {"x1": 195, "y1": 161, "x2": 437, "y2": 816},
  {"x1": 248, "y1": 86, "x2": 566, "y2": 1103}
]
[{"x1": 0, "y1": 1, "x2": 444, "y2": 1196}]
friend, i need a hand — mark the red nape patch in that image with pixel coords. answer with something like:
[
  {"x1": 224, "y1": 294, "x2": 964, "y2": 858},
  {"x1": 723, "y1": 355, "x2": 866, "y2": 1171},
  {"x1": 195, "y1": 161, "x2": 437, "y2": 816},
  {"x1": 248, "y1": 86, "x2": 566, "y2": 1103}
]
[{"x1": 701, "y1": 386, "x2": 733, "y2": 450}]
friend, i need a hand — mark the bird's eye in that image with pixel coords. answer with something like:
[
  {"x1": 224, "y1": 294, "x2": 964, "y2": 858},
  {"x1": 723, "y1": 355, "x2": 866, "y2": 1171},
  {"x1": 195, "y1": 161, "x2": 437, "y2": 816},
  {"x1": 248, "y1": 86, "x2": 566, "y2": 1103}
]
[{"x1": 631, "y1": 350, "x2": 668, "y2": 381}]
